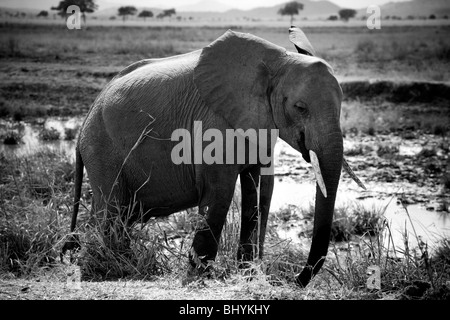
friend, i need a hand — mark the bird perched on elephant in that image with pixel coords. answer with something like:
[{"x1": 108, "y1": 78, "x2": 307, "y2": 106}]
[{"x1": 62, "y1": 26, "x2": 365, "y2": 287}]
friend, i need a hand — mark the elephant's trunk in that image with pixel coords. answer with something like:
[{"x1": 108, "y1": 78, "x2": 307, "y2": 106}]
[{"x1": 296, "y1": 131, "x2": 343, "y2": 287}]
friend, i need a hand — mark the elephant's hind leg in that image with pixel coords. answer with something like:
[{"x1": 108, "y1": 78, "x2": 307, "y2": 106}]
[{"x1": 186, "y1": 171, "x2": 237, "y2": 279}]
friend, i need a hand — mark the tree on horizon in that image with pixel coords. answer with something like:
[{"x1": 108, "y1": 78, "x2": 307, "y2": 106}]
[
  {"x1": 138, "y1": 10, "x2": 153, "y2": 22},
  {"x1": 338, "y1": 8, "x2": 357, "y2": 22},
  {"x1": 278, "y1": 1, "x2": 304, "y2": 25},
  {"x1": 156, "y1": 8, "x2": 176, "y2": 19},
  {"x1": 118, "y1": 6, "x2": 137, "y2": 22},
  {"x1": 37, "y1": 10, "x2": 49, "y2": 18},
  {"x1": 51, "y1": 0, "x2": 97, "y2": 24}
]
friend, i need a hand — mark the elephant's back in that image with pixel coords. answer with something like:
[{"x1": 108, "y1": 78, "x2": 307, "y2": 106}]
[
  {"x1": 112, "y1": 50, "x2": 202, "y2": 81},
  {"x1": 98, "y1": 49, "x2": 203, "y2": 139}
]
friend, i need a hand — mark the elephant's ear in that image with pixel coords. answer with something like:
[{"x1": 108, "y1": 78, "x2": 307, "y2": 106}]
[
  {"x1": 194, "y1": 30, "x2": 284, "y2": 131},
  {"x1": 289, "y1": 26, "x2": 316, "y2": 56}
]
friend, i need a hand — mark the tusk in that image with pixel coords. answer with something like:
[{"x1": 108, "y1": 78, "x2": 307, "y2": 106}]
[
  {"x1": 309, "y1": 150, "x2": 327, "y2": 198},
  {"x1": 342, "y1": 157, "x2": 367, "y2": 190}
]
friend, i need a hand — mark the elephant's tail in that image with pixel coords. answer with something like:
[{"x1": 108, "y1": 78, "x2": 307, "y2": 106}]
[
  {"x1": 70, "y1": 145, "x2": 84, "y2": 232},
  {"x1": 61, "y1": 146, "x2": 84, "y2": 260}
]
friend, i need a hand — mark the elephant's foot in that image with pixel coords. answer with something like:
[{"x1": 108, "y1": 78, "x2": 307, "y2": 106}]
[
  {"x1": 182, "y1": 264, "x2": 213, "y2": 286},
  {"x1": 237, "y1": 259, "x2": 261, "y2": 282},
  {"x1": 60, "y1": 234, "x2": 81, "y2": 264},
  {"x1": 181, "y1": 247, "x2": 215, "y2": 286},
  {"x1": 237, "y1": 243, "x2": 256, "y2": 264}
]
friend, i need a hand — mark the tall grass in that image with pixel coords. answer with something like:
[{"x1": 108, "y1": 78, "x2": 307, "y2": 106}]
[
  {"x1": 0, "y1": 148, "x2": 74, "y2": 275},
  {"x1": 325, "y1": 203, "x2": 450, "y2": 299}
]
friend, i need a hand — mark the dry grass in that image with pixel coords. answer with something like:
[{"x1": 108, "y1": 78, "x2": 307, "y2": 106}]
[
  {"x1": 1, "y1": 146, "x2": 449, "y2": 299},
  {"x1": 341, "y1": 100, "x2": 450, "y2": 136},
  {"x1": 1, "y1": 23, "x2": 449, "y2": 80}
]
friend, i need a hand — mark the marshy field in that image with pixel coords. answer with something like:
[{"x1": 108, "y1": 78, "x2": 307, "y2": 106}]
[{"x1": 0, "y1": 21, "x2": 449, "y2": 301}]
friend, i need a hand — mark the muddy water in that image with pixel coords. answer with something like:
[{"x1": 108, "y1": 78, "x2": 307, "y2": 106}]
[{"x1": 1, "y1": 118, "x2": 449, "y2": 254}]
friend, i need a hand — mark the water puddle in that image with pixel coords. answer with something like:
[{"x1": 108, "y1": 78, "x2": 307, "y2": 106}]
[
  {"x1": 0, "y1": 117, "x2": 83, "y2": 158},
  {"x1": 271, "y1": 178, "x2": 450, "y2": 255}
]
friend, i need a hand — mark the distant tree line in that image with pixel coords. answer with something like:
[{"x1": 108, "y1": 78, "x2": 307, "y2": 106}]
[
  {"x1": 11, "y1": 0, "x2": 450, "y2": 24},
  {"x1": 328, "y1": 10, "x2": 445, "y2": 22},
  {"x1": 116, "y1": 6, "x2": 176, "y2": 22}
]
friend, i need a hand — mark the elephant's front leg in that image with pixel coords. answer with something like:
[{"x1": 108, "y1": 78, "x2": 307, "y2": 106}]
[
  {"x1": 237, "y1": 166, "x2": 274, "y2": 265},
  {"x1": 188, "y1": 171, "x2": 237, "y2": 277}
]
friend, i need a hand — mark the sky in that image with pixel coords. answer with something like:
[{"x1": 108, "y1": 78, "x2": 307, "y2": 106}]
[
  {"x1": 0, "y1": 0, "x2": 411, "y2": 11},
  {"x1": 101, "y1": 0, "x2": 409, "y2": 10}
]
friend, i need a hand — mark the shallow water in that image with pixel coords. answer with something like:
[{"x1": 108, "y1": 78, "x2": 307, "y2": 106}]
[
  {"x1": 271, "y1": 138, "x2": 449, "y2": 254},
  {"x1": 0, "y1": 117, "x2": 83, "y2": 158},
  {"x1": 271, "y1": 179, "x2": 450, "y2": 254}
]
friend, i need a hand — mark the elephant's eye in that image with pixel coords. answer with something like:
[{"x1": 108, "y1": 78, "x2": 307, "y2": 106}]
[{"x1": 294, "y1": 101, "x2": 308, "y2": 113}]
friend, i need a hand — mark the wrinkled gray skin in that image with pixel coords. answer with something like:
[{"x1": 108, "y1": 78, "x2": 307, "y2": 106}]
[{"x1": 63, "y1": 27, "x2": 343, "y2": 287}]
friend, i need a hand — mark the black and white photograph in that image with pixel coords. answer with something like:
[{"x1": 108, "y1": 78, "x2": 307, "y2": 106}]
[{"x1": 0, "y1": 0, "x2": 449, "y2": 304}]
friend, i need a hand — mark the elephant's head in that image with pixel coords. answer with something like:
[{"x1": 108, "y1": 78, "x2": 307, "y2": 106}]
[{"x1": 194, "y1": 27, "x2": 363, "y2": 287}]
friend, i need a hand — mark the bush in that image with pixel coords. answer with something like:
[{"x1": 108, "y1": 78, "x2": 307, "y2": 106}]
[
  {"x1": 2, "y1": 130, "x2": 23, "y2": 145},
  {"x1": 64, "y1": 127, "x2": 78, "y2": 141},
  {"x1": 38, "y1": 127, "x2": 60, "y2": 141},
  {"x1": 331, "y1": 203, "x2": 384, "y2": 241},
  {"x1": 377, "y1": 144, "x2": 399, "y2": 158}
]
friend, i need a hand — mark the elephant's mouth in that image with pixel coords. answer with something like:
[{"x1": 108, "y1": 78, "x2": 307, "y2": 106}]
[
  {"x1": 298, "y1": 132, "x2": 311, "y2": 163},
  {"x1": 297, "y1": 131, "x2": 366, "y2": 197}
]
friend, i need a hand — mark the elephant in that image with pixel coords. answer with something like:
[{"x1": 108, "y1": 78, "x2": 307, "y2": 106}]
[{"x1": 63, "y1": 26, "x2": 365, "y2": 287}]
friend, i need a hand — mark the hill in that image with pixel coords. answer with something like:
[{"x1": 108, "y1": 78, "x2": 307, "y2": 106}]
[
  {"x1": 357, "y1": 0, "x2": 450, "y2": 18},
  {"x1": 86, "y1": 1, "x2": 341, "y2": 21},
  {"x1": 3, "y1": 0, "x2": 450, "y2": 22},
  {"x1": 205, "y1": 1, "x2": 341, "y2": 20},
  {"x1": 177, "y1": 0, "x2": 232, "y2": 13}
]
